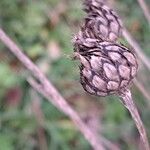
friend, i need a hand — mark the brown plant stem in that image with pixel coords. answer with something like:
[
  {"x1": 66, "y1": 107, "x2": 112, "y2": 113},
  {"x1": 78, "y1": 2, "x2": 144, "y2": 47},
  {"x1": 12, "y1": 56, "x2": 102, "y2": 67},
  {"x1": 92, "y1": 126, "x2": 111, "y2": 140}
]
[
  {"x1": 0, "y1": 28, "x2": 106, "y2": 150},
  {"x1": 31, "y1": 90, "x2": 48, "y2": 150},
  {"x1": 28, "y1": 78, "x2": 106, "y2": 150},
  {"x1": 137, "y1": 0, "x2": 150, "y2": 25},
  {"x1": 123, "y1": 28, "x2": 150, "y2": 71},
  {"x1": 100, "y1": 137, "x2": 120, "y2": 150},
  {"x1": 29, "y1": 77, "x2": 121, "y2": 150},
  {"x1": 119, "y1": 89, "x2": 149, "y2": 150},
  {"x1": 84, "y1": 101, "x2": 120, "y2": 150},
  {"x1": 134, "y1": 79, "x2": 150, "y2": 108}
]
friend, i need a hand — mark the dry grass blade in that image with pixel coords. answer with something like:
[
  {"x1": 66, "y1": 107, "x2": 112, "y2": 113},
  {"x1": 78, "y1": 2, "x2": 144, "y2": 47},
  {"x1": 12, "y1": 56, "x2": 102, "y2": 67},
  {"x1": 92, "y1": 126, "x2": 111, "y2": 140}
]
[
  {"x1": 134, "y1": 79, "x2": 150, "y2": 107},
  {"x1": 123, "y1": 28, "x2": 150, "y2": 71},
  {"x1": 31, "y1": 90, "x2": 48, "y2": 150},
  {"x1": 74, "y1": 0, "x2": 149, "y2": 149},
  {"x1": 100, "y1": 137, "x2": 120, "y2": 150},
  {"x1": 0, "y1": 28, "x2": 106, "y2": 150},
  {"x1": 28, "y1": 78, "x2": 106, "y2": 150},
  {"x1": 119, "y1": 90, "x2": 150, "y2": 150},
  {"x1": 137, "y1": 0, "x2": 150, "y2": 25}
]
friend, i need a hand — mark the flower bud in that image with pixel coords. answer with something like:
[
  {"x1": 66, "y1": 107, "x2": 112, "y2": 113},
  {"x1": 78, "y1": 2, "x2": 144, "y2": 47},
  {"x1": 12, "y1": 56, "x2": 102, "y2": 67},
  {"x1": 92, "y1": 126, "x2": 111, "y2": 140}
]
[
  {"x1": 82, "y1": 0, "x2": 122, "y2": 41},
  {"x1": 73, "y1": 0, "x2": 138, "y2": 96},
  {"x1": 74, "y1": 39, "x2": 138, "y2": 96}
]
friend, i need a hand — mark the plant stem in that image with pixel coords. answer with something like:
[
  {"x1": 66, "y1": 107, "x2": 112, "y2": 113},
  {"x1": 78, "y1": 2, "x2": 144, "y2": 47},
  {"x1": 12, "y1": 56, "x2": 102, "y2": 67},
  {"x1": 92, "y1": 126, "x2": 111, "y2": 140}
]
[
  {"x1": 0, "y1": 28, "x2": 106, "y2": 150},
  {"x1": 122, "y1": 29, "x2": 150, "y2": 71},
  {"x1": 137, "y1": 0, "x2": 150, "y2": 26},
  {"x1": 119, "y1": 89, "x2": 149, "y2": 150}
]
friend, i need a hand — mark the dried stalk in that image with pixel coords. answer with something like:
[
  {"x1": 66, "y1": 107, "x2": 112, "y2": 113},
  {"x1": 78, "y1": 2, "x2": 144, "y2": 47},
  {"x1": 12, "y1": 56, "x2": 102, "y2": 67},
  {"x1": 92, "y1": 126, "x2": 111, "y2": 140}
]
[
  {"x1": 119, "y1": 89, "x2": 149, "y2": 150},
  {"x1": 0, "y1": 28, "x2": 106, "y2": 150},
  {"x1": 31, "y1": 90, "x2": 48, "y2": 150},
  {"x1": 73, "y1": 0, "x2": 149, "y2": 149},
  {"x1": 123, "y1": 28, "x2": 150, "y2": 71},
  {"x1": 100, "y1": 137, "x2": 120, "y2": 150},
  {"x1": 28, "y1": 78, "x2": 106, "y2": 150},
  {"x1": 84, "y1": 101, "x2": 120, "y2": 150},
  {"x1": 29, "y1": 78, "x2": 121, "y2": 150},
  {"x1": 137, "y1": 0, "x2": 150, "y2": 25},
  {"x1": 134, "y1": 79, "x2": 150, "y2": 107},
  {"x1": 112, "y1": 3, "x2": 150, "y2": 149}
]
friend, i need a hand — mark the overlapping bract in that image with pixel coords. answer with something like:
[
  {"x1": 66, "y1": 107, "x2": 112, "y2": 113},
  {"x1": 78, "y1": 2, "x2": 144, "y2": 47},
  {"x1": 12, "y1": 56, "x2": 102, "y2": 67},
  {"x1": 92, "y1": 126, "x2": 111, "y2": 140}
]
[
  {"x1": 80, "y1": 0, "x2": 122, "y2": 41},
  {"x1": 73, "y1": 0, "x2": 138, "y2": 96}
]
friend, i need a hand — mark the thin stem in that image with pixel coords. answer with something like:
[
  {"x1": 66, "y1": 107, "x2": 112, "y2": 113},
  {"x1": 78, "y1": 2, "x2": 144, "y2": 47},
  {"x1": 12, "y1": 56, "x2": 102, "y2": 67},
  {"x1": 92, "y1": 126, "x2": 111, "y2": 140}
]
[
  {"x1": 0, "y1": 28, "x2": 105, "y2": 150},
  {"x1": 137, "y1": 0, "x2": 150, "y2": 26},
  {"x1": 119, "y1": 89, "x2": 149, "y2": 150},
  {"x1": 123, "y1": 29, "x2": 150, "y2": 71},
  {"x1": 134, "y1": 79, "x2": 150, "y2": 108},
  {"x1": 28, "y1": 78, "x2": 106, "y2": 150},
  {"x1": 100, "y1": 137, "x2": 120, "y2": 150},
  {"x1": 31, "y1": 90, "x2": 48, "y2": 150}
]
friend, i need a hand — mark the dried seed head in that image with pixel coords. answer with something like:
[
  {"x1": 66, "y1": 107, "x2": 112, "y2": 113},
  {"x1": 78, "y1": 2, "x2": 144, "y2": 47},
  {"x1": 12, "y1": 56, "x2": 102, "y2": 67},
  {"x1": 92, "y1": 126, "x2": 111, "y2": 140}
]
[
  {"x1": 74, "y1": 39, "x2": 138, "y2": 96},
  {"x1": 73, "y1": 0, "x2": 138, "y2": 97},
  {"x1": 81, "y1": 0, "x2": 122, "y2": 41}
]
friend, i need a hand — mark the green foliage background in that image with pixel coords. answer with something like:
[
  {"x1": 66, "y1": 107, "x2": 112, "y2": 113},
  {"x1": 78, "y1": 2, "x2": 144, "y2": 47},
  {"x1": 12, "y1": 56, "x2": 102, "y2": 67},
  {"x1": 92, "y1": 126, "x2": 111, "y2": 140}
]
[{"x1": 0, "y1": 0, "x2": 150, "y2": 150}]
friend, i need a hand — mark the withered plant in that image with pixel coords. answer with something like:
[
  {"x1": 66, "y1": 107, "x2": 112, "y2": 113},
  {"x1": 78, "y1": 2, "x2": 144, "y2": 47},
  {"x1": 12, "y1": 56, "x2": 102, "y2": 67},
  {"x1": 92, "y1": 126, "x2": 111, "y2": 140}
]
[{"x1": 73, "y1": 0, "x2": 149, "y2": 149}]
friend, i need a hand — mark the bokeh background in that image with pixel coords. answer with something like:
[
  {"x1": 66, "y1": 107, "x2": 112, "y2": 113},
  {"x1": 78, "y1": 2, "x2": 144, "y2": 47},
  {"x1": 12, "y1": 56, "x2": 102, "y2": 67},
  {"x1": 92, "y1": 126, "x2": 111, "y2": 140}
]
[{"x1": 0, "y1": 0, "x2": 150, "y2": 150}]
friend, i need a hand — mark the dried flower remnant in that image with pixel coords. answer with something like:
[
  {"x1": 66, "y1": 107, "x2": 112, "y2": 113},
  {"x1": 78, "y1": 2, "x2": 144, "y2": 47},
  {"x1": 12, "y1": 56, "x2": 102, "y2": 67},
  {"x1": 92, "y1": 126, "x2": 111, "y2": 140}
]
[
  {"x1": 72, "y1": 0, "x2": 138, "y2": 99},
  {"x1": 73, "y1": 0, "x2": 131, "y2": 96},
  {"x1": 74, "y1": 38, "x2": 138, "y2": 96},
  {"x1": 81, "y1": 0, "x2": 123, "y2": 41},
  {"x1": 73, "y1": 0, "x2": 150, "y2": 149}
]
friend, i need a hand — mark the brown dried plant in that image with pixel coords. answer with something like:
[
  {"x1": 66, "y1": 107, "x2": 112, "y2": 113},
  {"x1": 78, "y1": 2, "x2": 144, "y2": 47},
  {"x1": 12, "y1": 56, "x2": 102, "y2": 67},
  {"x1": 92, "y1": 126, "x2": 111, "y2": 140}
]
[{"x1": 73, "y1": 0, "x2": 149, "y2": 149}]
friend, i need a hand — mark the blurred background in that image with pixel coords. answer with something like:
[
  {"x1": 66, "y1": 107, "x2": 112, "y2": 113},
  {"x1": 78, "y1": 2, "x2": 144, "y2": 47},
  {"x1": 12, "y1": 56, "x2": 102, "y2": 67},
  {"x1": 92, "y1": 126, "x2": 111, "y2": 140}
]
[{"x1": 0, "y1": 0, "x2": 150, "y2": 150}]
